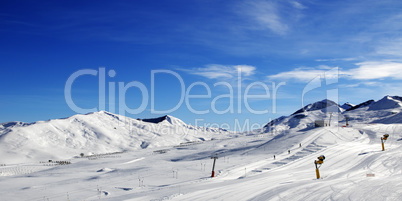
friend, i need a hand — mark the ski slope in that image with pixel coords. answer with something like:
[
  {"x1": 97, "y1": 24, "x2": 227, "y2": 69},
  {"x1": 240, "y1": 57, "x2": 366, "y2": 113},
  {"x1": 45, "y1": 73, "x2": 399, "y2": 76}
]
[
  {"x1": 0, "y1": 96, "x2": 402, "y2": 200},
  {"x1": 174, "y1": 125, "x2": 402, "y2": 201},
  {"x1": 0, "y1": 123, "x2": 401, "y2": 200}
]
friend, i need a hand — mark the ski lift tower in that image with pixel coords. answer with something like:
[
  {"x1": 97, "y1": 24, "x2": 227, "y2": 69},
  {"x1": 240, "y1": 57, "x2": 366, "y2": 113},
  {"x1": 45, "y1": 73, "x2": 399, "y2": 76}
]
[
  {"x1": 328, "y1": 113, "x2": 333, "y2": 126},
  {"x1": 345, "y1": 115, "x2": 350, "y2": 126},
  {"x1": 210, "y1": 154, "x2": 219, "y2": 177}
]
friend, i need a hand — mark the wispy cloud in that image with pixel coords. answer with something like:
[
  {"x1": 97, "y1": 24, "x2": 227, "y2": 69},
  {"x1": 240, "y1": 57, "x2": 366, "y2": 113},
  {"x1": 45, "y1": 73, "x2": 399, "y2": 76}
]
[
  {"x1": 344, "y1": 61, "x2": 402, "y2": 80},
  {"x1": 234, "y1": 65, "x2": 256, "y2": 76},
  {"x1": 339, "y1": 81, "x2": 379, "y2": 88},
  {"x1": 267, "y1": 66, "x2": 340, "y2": 82},
  {"x1": 181, "y1": 64, "x2": 256, "y2": 80},
  {"x1": 239, "y1": 0, "x2": 288, "y2": 35},
  {"x1": 315, "y1": 58, "x2": 358, "y2": 62},
  {"x1": 267, "y1": 61, "x2": 402, "y2": 82},
  {"x1": 290, "y1": 1, "x2": 306, "y2": 10},
  {"x1": 375, "y1": 38, "x2": 402, "y2": 57},
  {"x1": 362, "y1": 13, "x2": 402, "y2": 57}
]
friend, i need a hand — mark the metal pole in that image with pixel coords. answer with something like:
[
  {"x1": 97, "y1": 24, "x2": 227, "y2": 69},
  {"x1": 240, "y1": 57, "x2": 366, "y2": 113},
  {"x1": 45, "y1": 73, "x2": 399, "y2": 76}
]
[{"x1": 211, "y1": 157, "x2": 217, "y2": 177}]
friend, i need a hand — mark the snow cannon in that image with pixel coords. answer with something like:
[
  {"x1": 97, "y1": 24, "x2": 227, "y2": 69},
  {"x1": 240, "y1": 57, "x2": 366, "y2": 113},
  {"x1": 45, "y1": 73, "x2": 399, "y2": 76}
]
[
  {"x1": 381, "y1": 134, "x2": 389, "y2": 151},
  {"x1": 314, "y1": 155, "x2": 325, "y2": 179},
  {"x1": 316, "y1": 155, "x2": 325, "y2": 164}
]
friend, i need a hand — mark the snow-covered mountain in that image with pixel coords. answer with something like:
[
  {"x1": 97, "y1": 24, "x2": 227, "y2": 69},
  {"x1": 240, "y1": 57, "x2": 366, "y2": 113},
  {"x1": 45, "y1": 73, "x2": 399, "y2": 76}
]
[
  {"x1": 2, "y1": 95, "x2": 400, "y2": 164},
  {"x1": 0, "y1": 111, "x2": 229, "y2": 163},
  {"x1": 140, "y1": 115, "x2": 187, "y2": 127},
  {"x1": 262, "y1": 95, "x2": 402, "y2": 134},
  {"x1": 346, "y1": 99, "x2": 375, "y2": 111},
  {"x1": 340, "y1": 102, "x2": 355, "y2": 110},
  {"x1": 262, "y1": 99, "x2": 343, "y2": 133},
  {"x1": 343, "y1": 95, "x2": 402, "y2": 124},
  {"x1": 292, "y1": 99, "x2": 341, "y2": 115},
  {"x1": 1, "y1": 96, "x2": 402, "y2": 200}
]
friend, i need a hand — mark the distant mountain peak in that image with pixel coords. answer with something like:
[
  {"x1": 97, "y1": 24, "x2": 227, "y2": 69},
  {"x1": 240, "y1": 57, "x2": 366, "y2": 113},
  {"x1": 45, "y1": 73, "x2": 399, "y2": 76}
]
[
  {"x1": 390, "y1": 96, "x2": 402, "y2": 102},
  {"x1": 292, "y1": 99, "x2": 340, "y2": 115},
  {"x1": 340, "y1": 102, "x2": 355, "y2": 110},
  {"x1": 368, "y1": 95, "x2": 402, "y2": 110},
  {"x1": 346, "y1": 100, "x2": 374, "y2": 111},
  {"x1": 90, "y1": 110, "x2": 115, "y2": 116},
  {"x1": 0, "y1": 111, "x2": 227, "y2": 163},
  {"x1": 344, "y1": 95, "x2": 402, "y2": 112},
  {"x1": 140, "y1": 115, "x2": 169, "y2": 124},
  {"x1": 139, "y1": 115, "x2": 186, "y2": 126},
  {"x1": 0, "y1": 121, "x2": 33, "y2": 130}
]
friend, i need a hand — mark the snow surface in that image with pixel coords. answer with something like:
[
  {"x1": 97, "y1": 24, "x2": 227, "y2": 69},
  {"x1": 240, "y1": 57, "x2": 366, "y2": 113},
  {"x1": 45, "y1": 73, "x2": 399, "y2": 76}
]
[
  {"x1": 0, "y1": 96, "x2": 402, "y2": 200},
  {"x1": 0, "y1": 111, "x2": 231, "y2": 164}
]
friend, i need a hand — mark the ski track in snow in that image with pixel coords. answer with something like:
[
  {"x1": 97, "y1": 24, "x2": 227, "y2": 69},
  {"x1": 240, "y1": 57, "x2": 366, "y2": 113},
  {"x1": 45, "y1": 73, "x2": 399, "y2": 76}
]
[
  {"x1": 1, "y1": 96, "x2": 402, "y2": 200},
  {"x1": 0, "y1": 124, "x2": 400, "y2": 201},
  {"x1": 122, "y1": 157, "x2": 145, "y2": 165}
]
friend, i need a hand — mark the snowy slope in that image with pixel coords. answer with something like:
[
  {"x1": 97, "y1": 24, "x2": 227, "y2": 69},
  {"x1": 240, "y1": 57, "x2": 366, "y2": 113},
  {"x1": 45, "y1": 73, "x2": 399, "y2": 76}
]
[
  {"x1": 171, "y1": 124, "x2": 402, "y2": 201},
  {"x1": 368, "y1": 96, "x2": 402, "y2": 110},
  {"x1": 0, "y1": 116, "x2": 401, "y2": 200},
  {"x1": 262, "y1": 96, "x2": 402, "y2": 134},
  {"x1": 0, "y1": 96, "x2": 402, "y2": 201},
  {"x1": 262, "y1": 99, "x2": 343, "y2": 133},
  {"x1": 0, "y1": 111, "x2": 230, "y2": 163},
  {"x1": 343, "y1": 96, "x2": 402, "y2": 124}
]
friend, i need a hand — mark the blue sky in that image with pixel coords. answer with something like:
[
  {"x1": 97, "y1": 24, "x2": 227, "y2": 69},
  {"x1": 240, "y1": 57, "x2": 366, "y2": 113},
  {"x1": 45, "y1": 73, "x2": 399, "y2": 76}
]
[{"x1": 1, "y1": 0, "x2": 402, "y2": 129}]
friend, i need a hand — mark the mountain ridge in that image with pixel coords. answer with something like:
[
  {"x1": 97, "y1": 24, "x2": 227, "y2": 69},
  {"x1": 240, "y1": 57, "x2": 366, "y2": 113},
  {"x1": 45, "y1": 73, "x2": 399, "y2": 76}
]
[
  {"x1": 291, "y1": 99, "x2": 340, "y2": 115},
  {"x1": 1, "y1": 95, "x2": 401, "y2": 163},
  {"x1": 0, "y1": 111, "x2": 230, "y2": 163},
  {"x1": 262, "y1": 95, "x2": 402, "y2": 133}
]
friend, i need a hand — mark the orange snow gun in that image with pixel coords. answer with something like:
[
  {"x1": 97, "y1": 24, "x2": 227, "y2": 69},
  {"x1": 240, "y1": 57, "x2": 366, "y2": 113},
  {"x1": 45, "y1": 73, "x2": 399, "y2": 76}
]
[
  {"x1": 314, "y1": 155, "x2": 325, "y2": 179},
  {"x1": 316, "y1": 155, "x2": 325, "y2": 164},
  {"x1": 381, "y1": 134, "x2": 389, "y2": 151},
  {"x1": 383, "y1": 134, "x2": 389, "y2": 140}
]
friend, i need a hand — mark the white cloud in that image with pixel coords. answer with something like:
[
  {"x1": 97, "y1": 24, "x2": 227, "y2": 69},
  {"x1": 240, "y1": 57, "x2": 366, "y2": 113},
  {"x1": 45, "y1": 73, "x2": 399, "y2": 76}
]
[
  {"x1": 267, "y1": 61, "x2": 402, "y2": 82},
  {"x1": 184, "y1": 64, "x2": 256, "y2": 79},
  {"x1": 345, "y1": 61, "x2": 402, "y2": 80},
  {"x1": 240, "y1": 0, "x2": 288, "y2": 35},
  {"x1": 234, "y1": 65, "x2": 256, "y2": 76},
  {"x1": 367, "y1": 14, "x2": 402, "y2": 57},
  {"x1": 267, "y1": 67, "x2": 340, "y2": 82},
  {"x1": 339, "y1": 81, "x2": 379, "y2": 88},
  {"x1": 315, "y1": 58, "x2": 358, "y2": 62},
  {"x1": 375, "y1": 38, "x2": 402, "y2": 57},
  {"x1": 290, "y1": 1, "x2": 306, "y2": 10}
]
